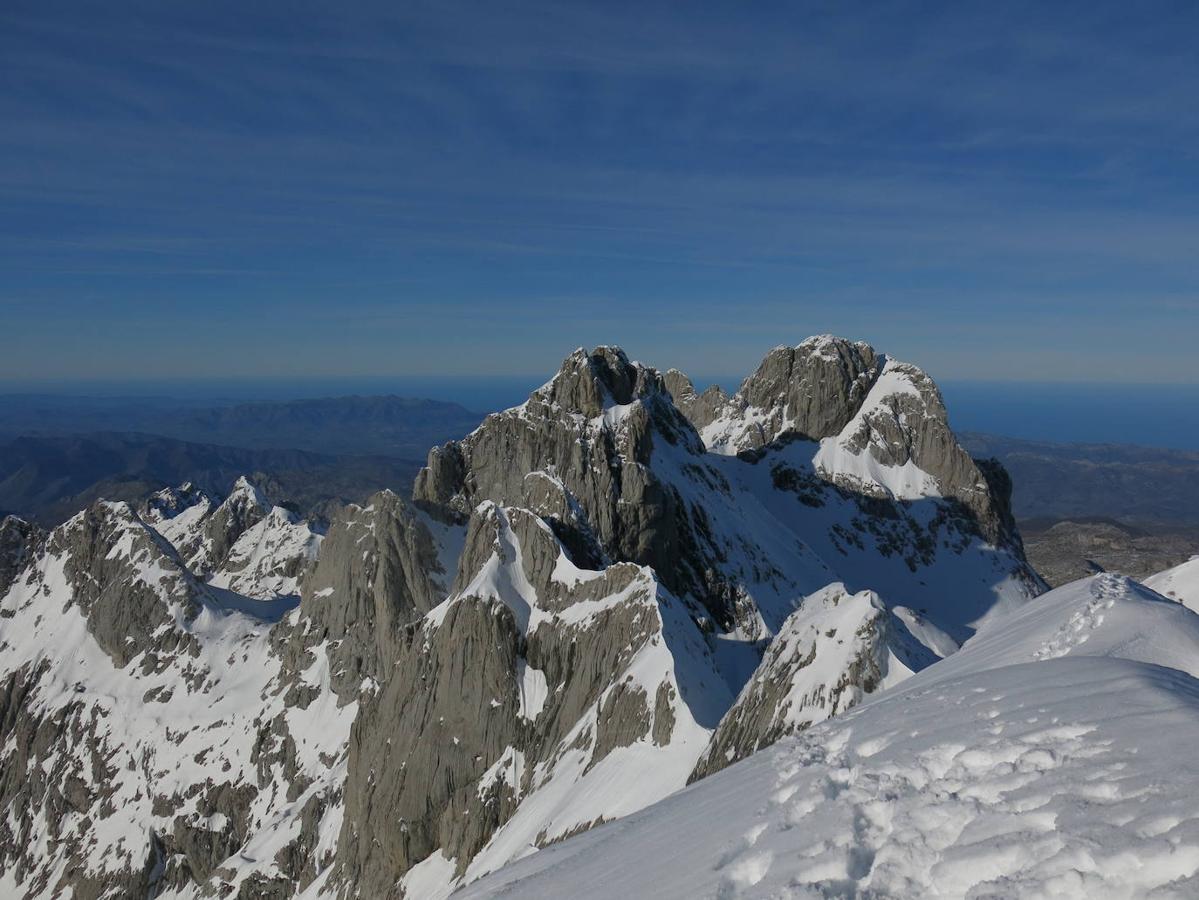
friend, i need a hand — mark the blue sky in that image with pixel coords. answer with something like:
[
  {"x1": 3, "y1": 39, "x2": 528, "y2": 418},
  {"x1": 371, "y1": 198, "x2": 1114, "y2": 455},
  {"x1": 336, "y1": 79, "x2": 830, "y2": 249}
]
[{"x1": 2, "y1": 0, "x2": 1198, "y2": 383}]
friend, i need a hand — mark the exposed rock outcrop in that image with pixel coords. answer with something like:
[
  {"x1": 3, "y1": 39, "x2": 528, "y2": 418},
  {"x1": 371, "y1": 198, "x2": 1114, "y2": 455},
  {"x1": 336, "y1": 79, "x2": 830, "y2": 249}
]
[
  {"x1": 661, "y1": 369, "x2": 730, "y2": 431},
  {"x1": 414, "y1": 346, "x2": 733, "y2": 623},
  {"x1": 683, "y1": 336, "x2": 1022, "y2": 547},
  {"x1": 279, "y1": 490, "x2": 448, "y2": 700},
  {"x1": 691, "y1": 583, "x2": 941, "y2": 780},
  {"x1": 0, "y1": 498, "x2": 352, "y2": 900},
  {"x1": 142, "y1": 477, "x2": 323, "y2": 600},
  {"x1": 323, "y1": 498, "x2": 730, "y2": 898},
  {"x1": 0, "y1": 515, "x2": 41, "y2": 598}
]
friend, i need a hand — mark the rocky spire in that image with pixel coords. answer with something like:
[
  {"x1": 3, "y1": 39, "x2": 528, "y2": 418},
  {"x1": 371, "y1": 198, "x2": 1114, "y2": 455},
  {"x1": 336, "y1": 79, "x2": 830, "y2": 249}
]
[{"x1": 413, "y1": 346, "x2": 717, "y2": 617}]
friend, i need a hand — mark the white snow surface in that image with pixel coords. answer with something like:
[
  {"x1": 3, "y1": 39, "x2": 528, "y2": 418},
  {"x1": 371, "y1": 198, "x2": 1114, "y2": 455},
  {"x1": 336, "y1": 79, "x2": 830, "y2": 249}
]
[
  {"x1": 461, "y1": 574, "x2": 1199, "y2": 899},
  {"x1": 1145, "y1": 555, "x2": 1199, "y2": 611},
  {"x1": 144, "y1": 478, "x2": 323, "y2": 601},
  {"x1": 207, "y1": 505, "x2": 322, "y2": 600},
  {"x1": 0, "y1": 501, "x2": 355, "y2": 898}
]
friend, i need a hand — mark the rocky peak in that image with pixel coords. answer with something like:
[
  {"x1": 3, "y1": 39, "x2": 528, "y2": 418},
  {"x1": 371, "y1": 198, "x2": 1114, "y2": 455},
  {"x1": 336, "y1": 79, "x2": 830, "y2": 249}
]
[
  {"x1": 812, "y1": 356, "x2": 1017, "y2": 543},
  {"x1": 39, "y1": 501, "x2": 204, "y2": 671},
  {"x1": 546, "y1": 345, "x2": 641, "y2": 415},
  {"x1": 281, "y1": 489, "x2": 447, "y2": 699},
  {"x1": 695, "y1": 335, "x2": 881, "y2": 453},
  {"x1": 139, "y1": 481, "x2": 214, "y2": 524},
  {"x1": 0, "y1": 515, "x2": 43, "y2": 598},
  {"x1": 328, "y1": 492, "x2": 731, "y2": 897},
  {"x1": 413, "y1": 346, "x2": 704, "y2": 612},
  {"x1": 535, "y1": 346, "x2": 701, "y2": 449},
  {"x1": 677, "y1": 336, "x2": 1022, "y2": 546},
  {"x1": 136, "y1": 477, "x2": 325, "y2": 602},
  {"x1": 691, "y1": 582, "x2": 942, "y2": 780},
  {"x1": 662, "y1": 368, "x2": 731, "y2": 430},
  {"x1": 0, "y1": 340, "x2": 1046, "y2": 900},
  {"x1": 739, "y1": 336, "x2": 879, "y2": 440}
]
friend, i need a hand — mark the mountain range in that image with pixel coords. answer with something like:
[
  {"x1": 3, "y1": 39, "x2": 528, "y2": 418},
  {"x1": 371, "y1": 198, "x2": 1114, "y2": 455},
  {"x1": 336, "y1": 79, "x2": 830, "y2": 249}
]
[
  {"x1": 0, "y1": 431, "x2": 423, "y2": 527},
  {"x1": 0, "y1": 337, "x2": 1195, "y2": 899},
  {"x1": 0, "y1": 394, "x2": 483, "y2": 459}
]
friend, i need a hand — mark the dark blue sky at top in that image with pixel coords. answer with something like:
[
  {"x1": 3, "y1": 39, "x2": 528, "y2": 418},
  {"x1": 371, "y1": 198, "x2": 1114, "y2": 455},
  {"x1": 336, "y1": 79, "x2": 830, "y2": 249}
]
[{"x1": 2, "y1": 0, "x2": 1198, "y2": 383}]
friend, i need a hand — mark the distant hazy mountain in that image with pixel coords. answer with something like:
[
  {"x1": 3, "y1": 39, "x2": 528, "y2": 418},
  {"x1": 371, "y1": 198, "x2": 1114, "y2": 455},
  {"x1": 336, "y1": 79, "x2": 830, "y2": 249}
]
[
  {"x1": 959, "y1": 432, "x2": 1199, "y2": 526},
  {"x1": 0, "y1": 393, "x2": 483, "y2": 458},
  {"x1": 0, "y1": 432, "x2": 421, "y2": 525}
]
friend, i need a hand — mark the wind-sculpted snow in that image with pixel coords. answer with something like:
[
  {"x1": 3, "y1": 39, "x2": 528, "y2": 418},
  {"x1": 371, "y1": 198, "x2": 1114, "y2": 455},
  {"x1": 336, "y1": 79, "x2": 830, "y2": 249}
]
[{"x1": 461, "y1": 576, "x2": 1199, "y2": 899}]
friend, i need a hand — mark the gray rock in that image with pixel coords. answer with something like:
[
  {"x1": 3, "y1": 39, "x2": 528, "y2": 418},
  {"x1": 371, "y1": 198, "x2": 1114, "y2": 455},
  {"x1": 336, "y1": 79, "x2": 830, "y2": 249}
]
[
  {"x1": 413, "y1": 346, "x2": 728, "y2": 620},
  {"x1": 829, "y1": 360, "x2": 1016, "y2": 544},
  {"x1": 0, "y1": 515, "x2": 42, "y2": 598},
  {"x1": 662, "y1": 369, "x2": 730, "y2": 430},
  {"x1": 0, "y1": 339, "x2": 1047, "y2": 900},
  {"x1": 277, "y1": 490, "x2": 446, "y2": 700},
  {"x1": 330, "y1": 595, "x2": 524, "y2": 897},
  {"x1": 53, "y1": 502, "x2": 203, "y2": 672},
  {"x1": 195, "y1": 477, "x2": 272, "y2": 574},
  {"x1": 691, "y1": 585, "x2": 939, "y2": 780},
  {"x1": 739, "y1": 337, "x2": 879, "y2": 443}
]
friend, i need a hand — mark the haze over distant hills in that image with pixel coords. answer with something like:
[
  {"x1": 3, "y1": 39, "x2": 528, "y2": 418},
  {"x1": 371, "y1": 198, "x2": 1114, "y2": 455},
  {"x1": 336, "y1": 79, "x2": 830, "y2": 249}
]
[
  {"x1": 2, "y1": 389, "x2": 1197, "y2": 586},
  {"x1": 0, "y1": 432, "x2": 424, "y2": 527},
  {"x1": 959, "y1": 433, "x2": 1199, "y2": 527},
  {"x1": 0, "y1": 393, "x2": 483, "y2": 458}
]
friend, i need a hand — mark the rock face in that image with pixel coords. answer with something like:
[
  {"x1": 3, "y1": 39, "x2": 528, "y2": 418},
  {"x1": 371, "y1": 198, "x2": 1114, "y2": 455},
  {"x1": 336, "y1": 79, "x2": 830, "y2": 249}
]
[
  {"x1": 0, "y1": 500, "x2": 353, "y2": 900},
  {"x1": 661, "y1": 369, "x2": 730, "y2": 431},
  {"x1": 280, "y1": 490, "x2": 449, "y2": 699},
  {"x1": 414, "y1": 347, "x2": 728, "y2": 623},
  {"x1": 324, "y1": 499, "x2": 731, "y2": 898},
  {"x1": 0, "y1": 515, "x2": 41, "y2": 597},
  {"x1": 692, "y1": 336, "x2": 878, "y2": 451},
  {"x1": 684, "y1": 336, "x2": 1020, "y2": 547},
  {"x1": 691, "y1": 583, "x2": 941, "y2": 780},
  {"x1": 0, "y1": 337, "x2": 1044, "y2": 900}
]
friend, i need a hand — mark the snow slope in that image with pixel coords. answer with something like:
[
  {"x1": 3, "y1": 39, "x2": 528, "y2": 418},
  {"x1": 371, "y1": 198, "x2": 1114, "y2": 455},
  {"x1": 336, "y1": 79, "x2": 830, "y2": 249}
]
[
  {"x1": 1145, "y1": 555, "x2": 1199, "y2": 611},
  {"x1": 143, "y1": 478, "x2": 323, "y2": 600},
  {"x1": 0, "y1": 501, "x2": 354, "y2": 899},
  {"x1": 460, "y1": 574, "x2": 1199, "y2": 899}
]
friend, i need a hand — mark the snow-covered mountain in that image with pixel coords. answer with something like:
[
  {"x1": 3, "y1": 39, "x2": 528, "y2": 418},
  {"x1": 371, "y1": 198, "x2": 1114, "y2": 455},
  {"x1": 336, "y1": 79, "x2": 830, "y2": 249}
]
[
  {"x1": 139, "y1": 476, "x2": 324, "y2": 601},
  {"x1": 0, "y1": 337, "x2": 1077, "y2": 899},
  {"x1": 460, "y1": 573, "x2": 1199, "y2": 899}
]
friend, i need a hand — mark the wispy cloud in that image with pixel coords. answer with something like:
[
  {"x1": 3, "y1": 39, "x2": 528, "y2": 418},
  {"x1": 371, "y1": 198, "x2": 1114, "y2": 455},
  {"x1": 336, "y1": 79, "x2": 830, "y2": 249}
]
[{"x1": 2, "y1": 0, "x2": 1198, "y2": 380}]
